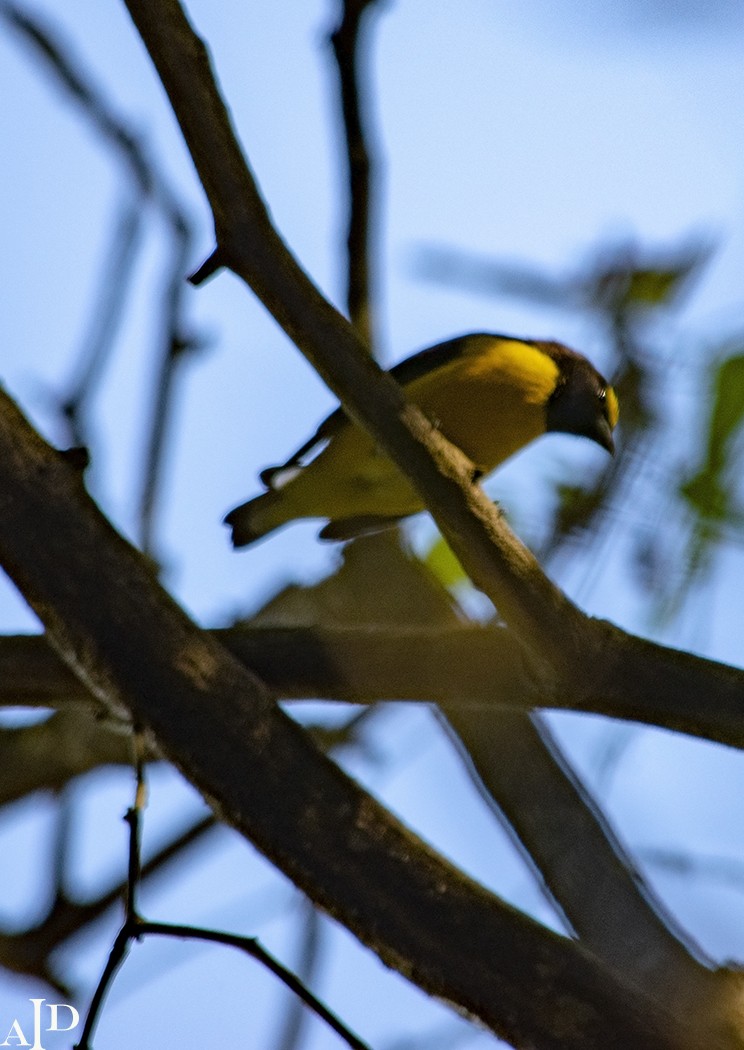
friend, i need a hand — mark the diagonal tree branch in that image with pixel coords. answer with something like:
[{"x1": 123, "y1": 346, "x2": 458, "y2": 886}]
[
  {"x1": 323, "y1": 0, "x2": 736, "y2": 1011},
  {"x1": 113, "y1": 7, "x2": 744, "y2": 1043},
  {"x1": 124, "y1": 0, "x2": 592, "y2": 678},
  {"x1": 2, "y1": 632, "x2": 735, "y2": 1014},
  {"x1": 442, "y1": 709, "x2": 715, "y2": 996},
  {"x1": 0, "y1": 385, "x2": 699, "y2": 1050},
  {"x1": 118, "y1": 0, "x2": 744, "y2": 752}
]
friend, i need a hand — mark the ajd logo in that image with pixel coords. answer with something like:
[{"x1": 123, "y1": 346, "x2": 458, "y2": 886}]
[{"x1": 1, "y1": 999, "x2": 79, "y2": 1049}]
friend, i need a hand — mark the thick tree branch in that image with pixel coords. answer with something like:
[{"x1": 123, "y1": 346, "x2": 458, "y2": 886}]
[
  {"x1": 442, "y1": 710, "x2": 714, "y2": 997},
  {"x1": 5, "y1": 623, "x2": 738, "y2": 1018},
  {"x1": 0, "y1": 709, "x2": 133, "y2": 806},
  {"x1": 3, "y1": 626, "x2": 743, "y2": 750},
  {"x1": 0, "y1": 390, "x2": 700, "y2": 1050},
  {"x1": 123, "y1": 0, "x2": 591, "y2": 682},
  {"x1": 118, "y1": 1, "x2": 744, "y2": 759}
]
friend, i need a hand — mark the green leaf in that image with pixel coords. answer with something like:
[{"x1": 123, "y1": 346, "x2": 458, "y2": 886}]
[
  {"x1": 553, "y1": 481, "x2": 608, "y2": 537},
  {"x1": 679, "y1": 349, "x2": 744, "y2": 523},
  {"x1": 678, "y1": 471, "x2": 729, "y2": 523},
  {"x1": 586, "y1": 238, "x2": 713, "y2": 313},
  {"x1": 703, "y1": 353, "x2": 744, "y2": 473}
]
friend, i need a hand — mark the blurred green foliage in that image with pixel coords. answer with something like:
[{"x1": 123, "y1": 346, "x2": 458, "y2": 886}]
[{"x1": 417, "y1": 232, "x2": 744, "y2": 629}]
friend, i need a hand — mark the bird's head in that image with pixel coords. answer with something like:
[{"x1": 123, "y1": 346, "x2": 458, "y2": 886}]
[{"x1": 539, "y1": 342, "x2": 619, "y2": 454}]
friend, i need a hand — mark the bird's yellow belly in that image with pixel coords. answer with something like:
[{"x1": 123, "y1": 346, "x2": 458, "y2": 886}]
[
  {"x1": 279, "y1": 426, "x2": 424, "y2": 519},
  {"x1": 420, "y1": 374, "x2": 548, "y2": 471},
  {"x1": 277, "y1": 362, "x2": 550, "y2": 522}
]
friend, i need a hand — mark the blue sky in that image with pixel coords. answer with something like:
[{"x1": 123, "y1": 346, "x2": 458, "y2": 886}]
[{"x1": 2, "y1": 2, "x2": 744, "y2": 1047}]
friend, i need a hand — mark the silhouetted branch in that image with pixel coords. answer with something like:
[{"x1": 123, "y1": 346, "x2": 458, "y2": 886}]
[
  {"x1": 442, "y1": 708, "x2": 715, "y2": 1004},
  {"x1": 2, "y1": 626, "x2": 744, "y2": 750},
  {"x1": 329, "y1": 0, "x2": 385, "y2": 348},
  {"x1": 77, "y1": 747, "x2": 146, "y2": 1049},
  {"x1": 77, "y1": 745, "x2": 369, "y2": 1050},
  {"x1": 1, "y1": 1, "x2": 202, "y2": 560},
  {"x1": 137, "y1": 204, "x2": 200, "y2": 556},
  {"x1": 273, "y1": 901, "x2": 326, "y2": 1050},
  {"x1": 0, "y1": 809, "x2": 217, "y2": 993},
  {"x1": 60, "y1": 197, "x2": 144, "y2": 446},
  {"x1": 122, "y1": 920, "x2": 370, "y2": 1050},
  {"x1": 0, "y1": 374, "x2": 694, "y2": 1049}
]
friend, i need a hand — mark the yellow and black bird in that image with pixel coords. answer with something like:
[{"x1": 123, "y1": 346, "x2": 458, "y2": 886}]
[{"x1": 224, "y1": 333, "x2": 618, "y2": 547}]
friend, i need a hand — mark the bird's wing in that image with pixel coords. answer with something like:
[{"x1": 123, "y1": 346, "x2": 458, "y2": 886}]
[
  {"x1": 387, "y1": 332, "x2": 501, "y2": 386},
  {"x1": 260, "y1": 333, "x2": 502, "y2": 488},
  {"x1": 259, "y1": 409, "x2": 347, "y2": 487}
]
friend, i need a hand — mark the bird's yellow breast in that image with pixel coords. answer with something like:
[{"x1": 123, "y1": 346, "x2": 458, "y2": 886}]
[
  {"x1": 269, "y1": 337, "x2": 561, "y2": 522},
  {"x1": 404, "y1": 338, "x2": 560, "y2": 470}
]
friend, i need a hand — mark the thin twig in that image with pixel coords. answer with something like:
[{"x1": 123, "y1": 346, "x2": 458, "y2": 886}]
[
  {"x1": 76, "y1": 740, "x2": 148, "y2": 1049},
  {"x1": 75, "y1": 926, "x2": 132, "y2": 1049},
  {"x1": 126, "y1": 731, "x2": 147, "y2": 917},
  {"x1": 273, "y1": 890, "x2": 326, "y2": 1050},
  {"x1": 1, "y1": 1, "x2": 202, "y2": 561},
  {"x1": 0, "y1": 812, "x2": 218, "y2": 994},
  {"x1": 77, "y1": 878, "x2": 369, "y2": 1050},
  {"x1": 137, "y1": 206, "x2": 197, "y2": 557},
  {"x1": 329, "y1": 0, "x2": 385, "y2": 349},
  {"x1": 137, "y1": 920, "x2": 370, "y2": 1050},
  {"x1": 60, "y1": 197, "x2": 144, "y2": 447},
  {"x1": 76, "y1": 730, "x2": 369, "y2": 1050}
]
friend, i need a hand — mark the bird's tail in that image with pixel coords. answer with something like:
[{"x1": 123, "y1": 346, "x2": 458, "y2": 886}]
[{"x1": 223, "y1": 491, "x2": 287, "y2": 548}]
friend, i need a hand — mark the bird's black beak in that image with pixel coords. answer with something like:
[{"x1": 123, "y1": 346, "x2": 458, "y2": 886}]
[{"x1": 592, "y1": 416, "x2": 615, "y2": 455}]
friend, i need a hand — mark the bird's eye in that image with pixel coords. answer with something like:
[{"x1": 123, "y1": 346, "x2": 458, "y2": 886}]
[{"x1": 598, "y1": 388, "x2": 607, "y2": 402}]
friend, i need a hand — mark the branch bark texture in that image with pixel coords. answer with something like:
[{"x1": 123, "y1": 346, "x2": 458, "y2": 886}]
[
  {"x1": 122, "y1": 0, "x2": 591, "y2": 683},
  {"x1": 118, "y1": 0, "x2": 744, "y2": 753},
  {"x1": 5, "y1": 626, "x2": 742, "y2": 750},
  {"x1": 0, "y1": 385, "x2": 698, "y2": 1050}
]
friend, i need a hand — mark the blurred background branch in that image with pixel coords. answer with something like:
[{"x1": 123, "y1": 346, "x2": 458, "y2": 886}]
[{"x1": 0, "y1": 0, "x2": 206, "y2": 563}]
